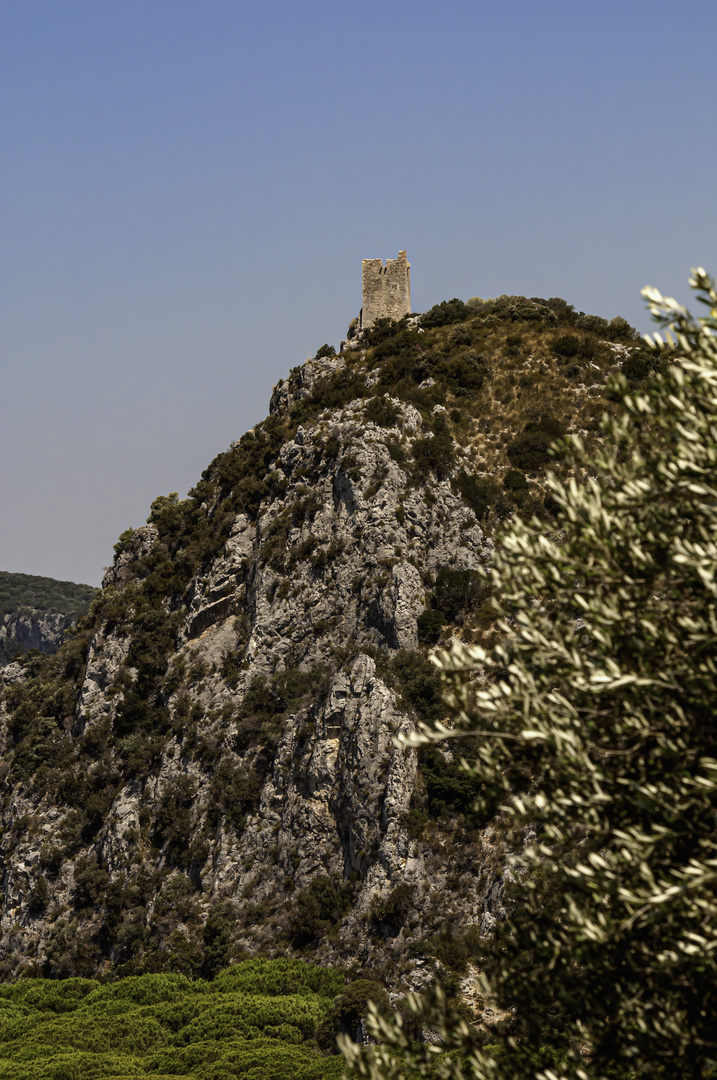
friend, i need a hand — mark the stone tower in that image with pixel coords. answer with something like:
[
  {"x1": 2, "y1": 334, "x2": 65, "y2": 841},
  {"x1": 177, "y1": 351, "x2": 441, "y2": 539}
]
[{"x1": 360, "y1": 250, "x2": 411, "y2": 329}]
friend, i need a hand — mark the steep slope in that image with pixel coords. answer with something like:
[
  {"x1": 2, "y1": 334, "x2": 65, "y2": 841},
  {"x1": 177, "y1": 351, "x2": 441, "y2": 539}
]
[
  {"x1": 0, "y1": 571, "x2": 97, "y2": 665},
  {"x1": 0, "y1": 296, "x2": 651, "y2": 984}
]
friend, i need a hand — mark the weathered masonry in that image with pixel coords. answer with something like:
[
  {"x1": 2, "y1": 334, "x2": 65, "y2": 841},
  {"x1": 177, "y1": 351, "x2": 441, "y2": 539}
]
[{"x1": 360, "y1": 250, "x2": 411, "y2": 329}]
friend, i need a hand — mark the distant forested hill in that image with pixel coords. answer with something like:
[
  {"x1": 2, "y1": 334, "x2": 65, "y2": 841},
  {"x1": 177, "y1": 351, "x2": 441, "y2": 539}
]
[{"x1": 0, "y1": 570, "x2": 97, "y2": 664}]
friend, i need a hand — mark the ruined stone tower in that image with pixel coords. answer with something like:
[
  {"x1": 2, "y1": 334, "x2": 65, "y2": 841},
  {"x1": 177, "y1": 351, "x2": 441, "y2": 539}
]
[{"x1": 360, "y1": 250, "x2": 411, "y2": 329}]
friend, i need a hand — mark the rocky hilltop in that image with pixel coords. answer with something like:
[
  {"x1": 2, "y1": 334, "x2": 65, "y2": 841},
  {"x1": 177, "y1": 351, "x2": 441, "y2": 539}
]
[{"x1": 0, "y1": 297, "x2": 652, "y2": 984}]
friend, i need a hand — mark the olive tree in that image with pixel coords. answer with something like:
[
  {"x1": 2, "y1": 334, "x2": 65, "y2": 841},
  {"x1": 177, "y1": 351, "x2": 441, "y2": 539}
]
[{"x1": 341, "y1": 271, "x2": 717, "y2": 1080}]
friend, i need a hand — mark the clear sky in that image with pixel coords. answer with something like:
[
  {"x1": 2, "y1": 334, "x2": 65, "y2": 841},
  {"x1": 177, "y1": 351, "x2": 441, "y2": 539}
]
[{"x1": 2, "y1": 0, "x2": 716, "y2": 586}]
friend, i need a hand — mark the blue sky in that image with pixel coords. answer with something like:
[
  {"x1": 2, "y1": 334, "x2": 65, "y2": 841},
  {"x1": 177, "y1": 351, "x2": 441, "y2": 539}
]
[{"x1": 2, "y1": 0, "x2": 716, "y2": 585}]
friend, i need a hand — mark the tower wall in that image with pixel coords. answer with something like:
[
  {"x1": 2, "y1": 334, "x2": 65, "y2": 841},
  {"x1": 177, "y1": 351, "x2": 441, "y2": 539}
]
[{"x1": 361, "y1": 250, "x2": 411, "y2": 329}]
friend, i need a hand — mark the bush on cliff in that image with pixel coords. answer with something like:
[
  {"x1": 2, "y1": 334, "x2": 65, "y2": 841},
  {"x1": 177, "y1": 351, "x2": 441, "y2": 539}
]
[{"x1": 290, "y1": 874, "x2": 354, "y2": 947}]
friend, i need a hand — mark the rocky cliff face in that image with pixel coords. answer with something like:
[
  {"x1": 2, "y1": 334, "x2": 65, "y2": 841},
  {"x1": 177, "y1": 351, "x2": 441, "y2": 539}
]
[{"x1": 0, "y1": 300, "x2": 637, "y2": 983}]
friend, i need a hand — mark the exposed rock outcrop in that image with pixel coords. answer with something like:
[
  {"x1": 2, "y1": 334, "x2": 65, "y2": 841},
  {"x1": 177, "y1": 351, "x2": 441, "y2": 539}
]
[
  {"x1": 0, "y1": 392, "x2": 495, "y2": 981},
  {"x1": 0, "y1": 304, "x2": 627, "y2": 984}
]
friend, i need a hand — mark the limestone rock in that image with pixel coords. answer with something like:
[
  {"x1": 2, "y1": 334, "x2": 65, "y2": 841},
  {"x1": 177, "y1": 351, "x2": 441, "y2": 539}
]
[{"x1": 0, "y1": 345, "x2": 506, "y2": 984}]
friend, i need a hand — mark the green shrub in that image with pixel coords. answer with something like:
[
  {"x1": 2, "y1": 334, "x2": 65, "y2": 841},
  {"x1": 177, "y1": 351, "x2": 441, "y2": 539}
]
[
  {"x1": 486, "y1": 295, "x2": 558, "y2": 324},
  {"x1": 211, "y1": 957, "x2": 345, "y2": 998},
  {"x1": 449, "y1": 324, "x2": 474, "y2": 347},
  {"x1": 39, "y1": 844, "x2": 64, "y2": 878},
  {"x1": 365, "y1": 395, "x2": 400, "y2": 428},
  {"x1": 233, "y1": 474, "x2": 270, "y2": 517},
  {"x1": 622, "y1": 348, "x2": 660, "y2": 383},
  {"x1": 403, "y1": 808, "x2": 429, "y2": 839},
  {"x1": 72, "y1": 857, "x2": 110, "y2": 911},
  {"x1": 44, "y1": 918, "x2": 102, "y2": 978},
  {"x1": 383, "y1": 650, "x2": 444, "y2": 722},
  {"x1": 411, "y1": 420, "x2": 455, "y2": 480},
  {"x1": 236, "y1": 665, "x2": 330, "y2": 752},
  {"x1": 323, "y1": 433, "x2": 341, "y2": 458},
  {"x1": 369, "y1": 884, "x2": 414, "y2": 934},
  {"x1": 506, "y1": 416, "x2": 566, "y2": 472},
  {"x1": 421, "y1": 299, "x2": 469, "y2": 328},
  {"x1": 607, "y1": 314, "x2": 638, "y2": 340},
  {"x1": 292, "y1": 368, "x2": 368, "y2": 423},
  {"x1": 552, "y1": 332, "x2": 601, "y2": 363},
  {"x1": 622, "y1": 353, "x2": 651, "y2": 382},
  {"x1": 28, "y1": 875, "x2": 49, "y2": 913},
  {"x1": 152, "y1": 775, "x2": 197, "y2": 866},
  {"x1": 434, "y1": 929, "x2": 470, "y2": 972},
  {"x1": 574, "y1": 313, "x2": 609, "y2": 335},
  {"x1": 434, "y1": 567, "x2": 488, "y2": 623},
  {"x1": 290, "y1": 875, "x2": 354, "y2": 946},
  {"x1": 369, "y1": 327, "x2": 421, "y2": 365},
  {"x1": 363, "y1": 316, "x2": 406, "y2": 347},
  {"x1": 202, "y1": 902, "x2": 236, "y2": 978},
  {"x1": 113, "y1": 601, "x2": 178, "y2": 740},
  {"x1": 411, "y1": 927, "x2": 480, "y2": 973},
  {"x1": 417, "y1": 608, "x2": 446, "y2": 644},
  {"x1": 503, "y1": 469, "x2": 529, "y2": 493},
  {"x1": 315, "y1": 343, "x2": 336, "y2": 359},
  {"x1": 452, "y1": 471, "x2": 499, "y2": 518},
  {"x1": 207, "y1": 757, "x2": 265, "y2": 833},
  {"x1": 552, "y1": 333, "x2": 579, "y2": 357},
  {"x1": 153, "y1": 873, "x2": 197, "y2": 922},
  {"x1": 417, "y1": 745, "x2": 483, "y2": 824},
  {"x1": 545, "y1": 296, "x2": 576, "y2": 323},
  {"x1": 440, "y1": 353, "x2": 486, "y2": 397},
  {"x1": 318, "y1": 980, "x2": 390, "y2": 1047}
]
